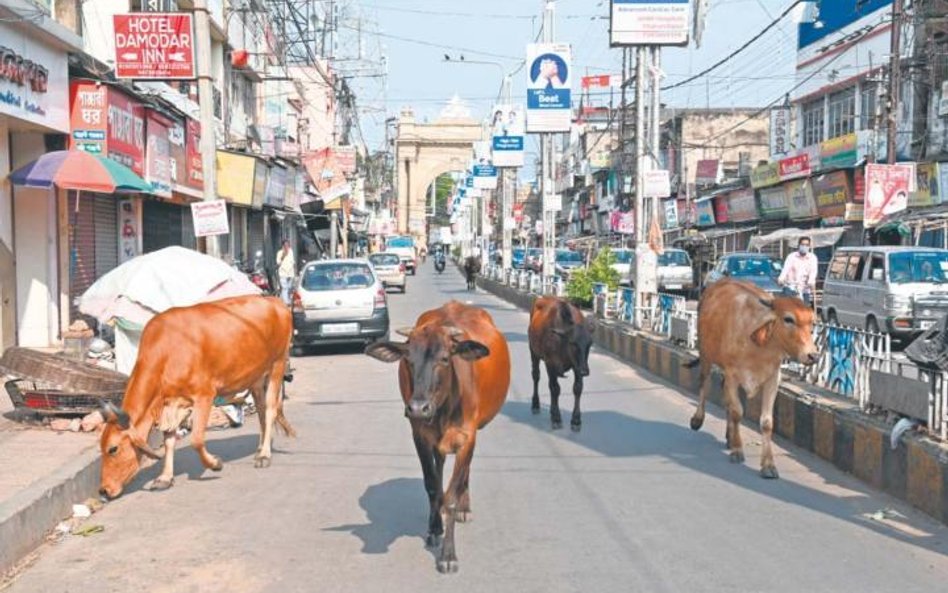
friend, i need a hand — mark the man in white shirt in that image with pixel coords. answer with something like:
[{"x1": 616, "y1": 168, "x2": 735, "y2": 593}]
[
  {"x1": 778, "y1": 236, "x2": 819, "y2": 306},
  {"x1": 276, "y1": 240, "x2": 296, "y2": 305}
]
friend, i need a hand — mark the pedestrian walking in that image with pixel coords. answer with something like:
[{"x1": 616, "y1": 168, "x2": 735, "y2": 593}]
[
  {"x1": 276, "y1": 240, "x2": 297, "y2": 305},
  {"x1": 779, "y1": 236, "x2": 818, "y2": 307}
]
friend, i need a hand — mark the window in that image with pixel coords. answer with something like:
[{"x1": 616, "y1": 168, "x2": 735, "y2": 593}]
[
  {"x1": 868, "y1": 254, "x2": 885, "y2": 282},
  {"x1": 888, "y1": 251, "x2": 948, "y2": 284},
  {"x1": 860, "y1": 82, "x2": 878, "y2": 130},
  {"x1": 827, "y1": 87, "x2": 856, "y2": 138},
  {"x1": 802, "y1": 99, "x2": 824, "y2": 146},
  {"x1": 846, "y1": 254, "x2": 866, "y2": 281},
  {"x1": 658, "y1": 250, "x2": 690, "y2": 266},
  {"x1": 301, "y1": 263, "x2": 375, "y2": 291},
  {"x1": 828, "y1": 254, "x2": 849, "y2": 280}
]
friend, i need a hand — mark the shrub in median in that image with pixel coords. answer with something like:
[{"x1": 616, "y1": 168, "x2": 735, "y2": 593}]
[{"x1": 566, "y1": 247, "x2": 620, "y2": 307}]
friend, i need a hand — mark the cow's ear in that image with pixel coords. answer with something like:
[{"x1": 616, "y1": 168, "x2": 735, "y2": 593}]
[
  {"x1": 365, "y1": 342, "x2": 408, "y2": 363},
  {"x1": 751, "y1": 320, "x2": 775, "y2": 346},
  {"x1": 452, "y1": 340, "x2": 490, "y2": 361},
  {"x1": 101, "y1": 401, "x2": 130, "y2": 430}
]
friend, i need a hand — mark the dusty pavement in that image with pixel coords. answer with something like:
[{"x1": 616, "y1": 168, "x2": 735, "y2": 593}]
[{"x1": 4, "y1": 263, "x2": 948, "y2": 593}]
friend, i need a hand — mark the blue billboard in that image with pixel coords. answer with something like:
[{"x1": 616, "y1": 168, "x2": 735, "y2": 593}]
[{"x1": 798, "y1": 0, "x2": 892, "y2": 49}]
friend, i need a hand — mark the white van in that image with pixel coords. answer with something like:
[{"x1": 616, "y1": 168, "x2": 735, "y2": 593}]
[
  {"x1": 821, "y1": 246, "x2": 948, "y2": 338},
  {"x1": 384, "y1": 235, "x2": 416, "y2": 275}
]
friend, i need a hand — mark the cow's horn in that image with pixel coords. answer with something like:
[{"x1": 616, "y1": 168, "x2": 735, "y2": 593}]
[
  {"x1": 758, "y1": 298, "x2": 775, "y2": 310},
  {"x1": 100, "y1": 401, "x2": 131, "y2": 430},
  {"x1": 395, "y1": 327, "x2": 414, "y2": 338}
]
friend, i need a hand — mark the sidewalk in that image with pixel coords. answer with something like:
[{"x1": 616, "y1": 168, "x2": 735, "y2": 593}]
[{"x1": 0, "y1": 396, "x2": 101, "y2": 576}]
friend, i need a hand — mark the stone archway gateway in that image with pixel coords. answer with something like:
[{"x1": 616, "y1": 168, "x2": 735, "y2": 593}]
[{"x1": 395, "y1": 98, "x2": 484, "y2": 238}]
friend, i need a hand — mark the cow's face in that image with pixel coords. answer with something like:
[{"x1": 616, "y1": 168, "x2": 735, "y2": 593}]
[
  {"x1": 754, "y1": 297, "x2": 819, "y2": 365},
  {"x1": 98, "y1": 402, "x2": 165, "y2": 499},
  {"x1": 555, "y1": 316, "x2": 595, "y2": 377},
  {"x1": 366, "y1": 326, "x2": 490, "y2": 420},
  {"x1": 99, "y1": 422, "x2": 142, "y2": 499}
]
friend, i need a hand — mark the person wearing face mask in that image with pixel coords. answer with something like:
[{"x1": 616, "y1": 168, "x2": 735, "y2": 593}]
[{"x1": 778, "y1": 236, "x2": 819, "y2": 306}]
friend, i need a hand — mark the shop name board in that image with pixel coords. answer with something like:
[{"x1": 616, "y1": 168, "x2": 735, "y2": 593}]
[
  {"x1": 758, "y1": 186, "x2": 789, "y2": 219},
  {"x1": 186, "y1": 118, "x2": 203, "y2": 189},
  {"x1": 0, "y1": 46, "x2": 49, "y2": 93},
  {"x1": 811, "y1": 171, "x2": 850, "y2": 218},
  {"x1": 69, "y1": 81, "x2": 146, "y2": 176},
  {"x1": 113, "y1": 14, "x2": 196, "y2": 80},
  {"x1": 644, "y1": 169, "x2": 671, "y2": 198},
  {"x1": 191, "y1": 199, "x2": 229, "y2": 237},
  {"x1": 727, "y1": 188, "x2": 758, "y2": 222},
  {"x1": 910, "y1": 162, "x2": 940, "y2": 208},
  {"x1": 750, "y1": 162, "x2": 780, "y2": 189},
  {"x1": 778, "y1": 153, "x2": 811, "y2": 180},
  {"x1": 785, "y1": 179, "x2": 818, "y2": 219},
  {"x1": 769, "y1": 107, "x2": 790, "y2": 158},
  {"x1": 695, "y1": 198, "x2": 715, "y2": 227},
  {"x1": 820, "y1": 133, "x2": 858, "y2": 170}
]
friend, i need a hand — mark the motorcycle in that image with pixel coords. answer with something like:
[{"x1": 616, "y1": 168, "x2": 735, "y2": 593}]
[
  {"x1": 246, "y1": 251, "x2": 272, "y2": 294},
  {"x1": 434, "y1": 254, "x2": 446, "y2": 274}
]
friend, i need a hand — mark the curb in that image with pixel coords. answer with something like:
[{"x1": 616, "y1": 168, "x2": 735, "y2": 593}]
[
  {"x1": 0, "y1": 446, "x2": 100, "y2": 575},
  {"x1": 477, "y1": 276, "x2": 948, "y2": 526}
]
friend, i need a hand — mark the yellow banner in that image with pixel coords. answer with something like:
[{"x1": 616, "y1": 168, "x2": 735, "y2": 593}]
[
  {"x1": 216, "y1": 151, "x2": 257, "y2": 206},
  {"x1": 750, "y1": 162, "x2": 780, "y2": 188}
]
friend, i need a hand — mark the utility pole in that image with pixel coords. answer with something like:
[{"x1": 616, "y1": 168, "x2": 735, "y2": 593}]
[
  {"x1": 649, "y1": 47, "x2": 662, "y2": 234},
  {"x1": 194, "y1": 0, "x2": 219, "y2": 257},
  {"x1": 501, "y1": 75, "x2": 513, "y2": 272},
  {"x1": 632, "y1": 46, "x2": 647, "y2": 327},
  {"x1": 541, "y1": 0, "x2": 556, "y2": 290},
  {"x1": 887, "y1": 0, "x2": 904, "y2": 164}
]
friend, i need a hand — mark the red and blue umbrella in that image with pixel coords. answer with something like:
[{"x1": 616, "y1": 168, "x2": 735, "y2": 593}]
[{"x1": 8, "y1": 150, "x2": 151, "y2": 193}]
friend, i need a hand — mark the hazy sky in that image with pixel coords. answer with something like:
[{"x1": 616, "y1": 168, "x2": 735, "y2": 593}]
[{"x1": 347, "y1": 0, "x2": 799, "y2": 175}]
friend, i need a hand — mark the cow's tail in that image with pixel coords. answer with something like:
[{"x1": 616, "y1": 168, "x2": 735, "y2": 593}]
[{"x1": 276, "y1": 402, "x2": 297, "y2": 438}]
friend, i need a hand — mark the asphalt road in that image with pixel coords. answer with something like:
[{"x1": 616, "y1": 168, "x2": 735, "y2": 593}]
[{"x1": 6, "y1": 264, "x2": 948, "y2": 593}]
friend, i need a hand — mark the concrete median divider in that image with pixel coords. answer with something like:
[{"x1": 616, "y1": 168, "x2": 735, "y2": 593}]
[{"x1": 477, "y1": 275, "x2": 948, "y2": 526}]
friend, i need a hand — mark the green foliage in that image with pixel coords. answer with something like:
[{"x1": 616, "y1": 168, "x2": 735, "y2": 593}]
[{"x1": 565, "y1": 247, "x2": 621, "y2": 307}]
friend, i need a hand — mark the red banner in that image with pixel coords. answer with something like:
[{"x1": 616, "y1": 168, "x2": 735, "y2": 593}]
[
  {"x1": 778, "y1": 153, "x2": 811, "y2": 180},
  {"x1": 106, "y1": 87, "x2": 145, "y2": 175},
  {"x1": 69, "y1": 81, "x2": 108, "y2": 155},
  {"x1": 113, "y1": 13, "x2": 196, "y2": 79},
  {"x1": 70, "y1": 81, "x2": 145, "y2": 175},
  {"x1": 185, "y1": 118, "x2": 203, "y2": 190}
]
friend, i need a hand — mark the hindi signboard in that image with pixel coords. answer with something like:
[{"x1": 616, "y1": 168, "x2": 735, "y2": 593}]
[{"x1": 190, "y1": 199, "x2": 229, "y2": 237}]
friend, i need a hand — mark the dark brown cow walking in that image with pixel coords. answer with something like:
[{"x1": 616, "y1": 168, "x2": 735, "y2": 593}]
[
  {"x1": 688, "y1": 280, "x2": 818, "y2": 478},
  {"x1": 528, "y1": 296, "x2": 595, "y2": 431},
  {"x1": 463, "y1": 256, "x2": 481, "y2": 290},
  {"x1": 366, "y1": 301, "x2": 510, "y2": 573}
]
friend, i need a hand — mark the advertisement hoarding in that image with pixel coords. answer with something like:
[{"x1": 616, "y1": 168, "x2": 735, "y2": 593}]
[
  {"x1": 490, "y1": 104, "x2": 525, "y2": 167},
  {"x1": 778, "y1": 153, "x2": 811, "y2": 180},
  {"x1": 785, "y1": 179, "x2": 818, "y2": 219},
  {"x1": 526, "y1": 43, "x2": 572, "y2": 133},
  {"x1": 113, "y1": 13, "x2": 196, "y2": 79},
  {"x1": 609, "y1": 0, "x2": 690, "y2": 46},
  {"x1": 695, "y1": 198, "x2": 715, "y2": 227},
  {"x1": 758, "y1": 186, "x2": 789, "y2": 219},
  {"x1": 144, "y1": 110, "x2": 172, "y2": 198},
  {"x1": 811, "y1": 170, "x2": 850, "y2": 219},
  {"x1": 769, "y1": 107, "x2": 791, "y2": 158},
  {"x1": 865, "y1": 163, "x2": 913, "y2": 227},
  {"x1": 643, "y1": 169, "x2": 671, "y2": 198},
  {"x1": 726, "y1": 188, "x2": 758, "y2": 222}
]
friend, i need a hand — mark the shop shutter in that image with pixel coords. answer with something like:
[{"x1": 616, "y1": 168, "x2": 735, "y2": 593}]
[
  {"x1": 69, "y1": 193, "x2": 96, "y2": 317},
  {"x1": 181, "y1": 206, "x2": 196, "y2": 249},
  {"x1": 248, "y1": 210, "x2": 264, "y2": 259},
  {"x1": 93, "y1": 196, "x2": 119, "y2": 277}
]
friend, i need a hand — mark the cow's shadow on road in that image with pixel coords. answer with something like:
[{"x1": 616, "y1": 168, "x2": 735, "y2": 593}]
[
  {"x1": 123, "y1": 433, "x2": 266, "y2": 496},
  {"x1": 502, "y1": 400, "x2": 948, "y2": 557},
  {"x1": 323, "y1": 477, "x2": 434, "y2": 557}
]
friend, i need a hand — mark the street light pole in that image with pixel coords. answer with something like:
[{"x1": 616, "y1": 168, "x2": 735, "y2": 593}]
[
  {"x1": 541, "y1": 0, "x2": 556, "y2": 291},
  {"x1": 887, "y1": 0, "x2": 903, "y2": 164},
  {"x1": 194, "y1": 0, "x2": 220, "y2": 257}
]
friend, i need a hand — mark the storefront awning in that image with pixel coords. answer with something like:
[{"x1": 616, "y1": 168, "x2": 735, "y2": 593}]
[{"x1": 747, "y1": 226, "x2": 848, "y2": 251}]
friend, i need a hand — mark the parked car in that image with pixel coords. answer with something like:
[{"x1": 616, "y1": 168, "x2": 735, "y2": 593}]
[
  {"x1": 554, "y1": 249, "x2": 585, "y2": 280},
  {"x1": 611, "y1": 248, "x2": 633, "y2": 285},
  {"x1": 384, "y1": 235, "x2": 416, "y2": 275},
  {"x1": 512, "y1": 247, "x2": 526, "y2": 270},
  {"x1": 368, "y1": 252, "x2": 407, "y2": 293},
  {"x1": 822, "y1": 246, "x2": 948, "y2": 338},
  {"x1": 627, "y1": 247, "x2": 695, "y2": 292},
  {"x1": 292, "y1": 259, "x2": 390, "y2": 349},
  {"x1": 703, "y1": 252, "x2": 785, "y2": 296}
]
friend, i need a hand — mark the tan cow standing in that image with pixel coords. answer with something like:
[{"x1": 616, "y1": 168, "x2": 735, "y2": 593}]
[{"x1": 688, "y1": 280, "x2": 818, "y2": 479}]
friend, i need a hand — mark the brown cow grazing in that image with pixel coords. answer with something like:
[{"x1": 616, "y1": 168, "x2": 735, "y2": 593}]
[
  {"x1": 528, "y1": 296, "x2": 595, "y2": 431},
  {"x1": 688, "y1": 280, "x2": 818, "y2": 479},
  {"x1": 366, "y1": 301, "x2": 510, "y2": 574},
  {"x1": 463, "y1": 256, "x2": 481, "y2": 290},
  {"x1": 98, "y1": 296, "x2": 295, "y2": 499}
]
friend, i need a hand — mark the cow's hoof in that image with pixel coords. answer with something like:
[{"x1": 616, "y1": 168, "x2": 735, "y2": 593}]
[
  {"x1": 551, "y1": 419, "x2": 563, "y2": 430},
  {"x1": 728, "y1": 451, "x2": 745, "y2": 464},
  {"x1": 426, "y1": 533, "x2": 442, "y2": 549},
  {"x1": 208, "y1": 457, "x2": 223, "y2": 472},
  {"x1": 150, "y1": 477, "x2": 174, "y2": 491},
  {"x1": 254, "y1": 456, "x2": 272, "y2": 469},
  {"x1": 456, "y1": 510, "x2": 473, "y2": 523},
  {"x1": 760, "y1": 466, "x2": 780, "y2": 480},
  {"x1": 436, "y1": 558, "x2": 459, "y2": 574},
  {"x1": 689, "y1": 415, "x2": 704, "y2": 431},
  {"x1": 531, "y1": 403, "x2": 540, "y2": 415},
  {"x1": 570, "y1": 421, "x2": 582, "y2": 432}
]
